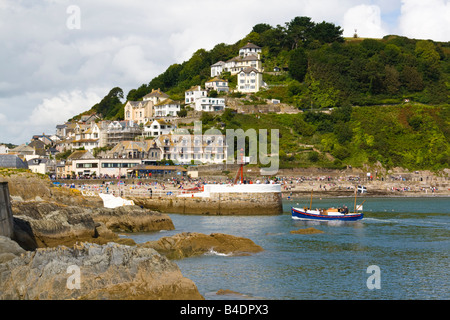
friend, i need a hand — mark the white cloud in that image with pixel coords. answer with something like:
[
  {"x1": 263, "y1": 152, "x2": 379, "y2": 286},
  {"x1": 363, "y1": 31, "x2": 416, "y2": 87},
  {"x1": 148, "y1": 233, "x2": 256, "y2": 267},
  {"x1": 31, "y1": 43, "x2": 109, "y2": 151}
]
[
  {"x1": 27, "y1": 90, "x2": 103, "y2": 127},
  {"x1": 343, "y1": 5, "x2": 388, "y2": 38},
  {"x1": 399, "y1": 0, "x2": 450, "y2": 41}
]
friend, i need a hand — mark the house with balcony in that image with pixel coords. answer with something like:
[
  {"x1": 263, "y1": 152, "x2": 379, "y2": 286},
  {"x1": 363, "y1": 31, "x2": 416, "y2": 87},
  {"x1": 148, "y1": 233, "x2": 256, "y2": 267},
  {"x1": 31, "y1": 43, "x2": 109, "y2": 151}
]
[
  {"x1": 185, "y1": 86, "x2": 207, "y2": 104},
  {"x1": 237, "y1": 67, "x2": 263, "y2": 93},
  {"x1": 143, "y1": 119, "x2": 174, "y2": 138},
  {"x1": 154, "y1": 99, "x2": 180, "y2": 117},
  {"x1": 193, "y1": 97, "x2": 226, "y2": 112},
  {"x1": 155, "y1": 133, "x2": 227, "y2": 164},
  {"x1": 205, "y1": 77, "x2": 229, "y2": 93}
]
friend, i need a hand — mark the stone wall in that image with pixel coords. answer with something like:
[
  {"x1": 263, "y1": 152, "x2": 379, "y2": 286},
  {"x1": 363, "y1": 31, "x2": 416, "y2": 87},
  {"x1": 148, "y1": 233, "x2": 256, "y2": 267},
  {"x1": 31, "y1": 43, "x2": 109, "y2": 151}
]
[
  {"x1": 0, "y1": 182, "x2": 14, "y2": 238},
  {"x1": 131, "y1": 191, "x2": 283, "y2": 215}
]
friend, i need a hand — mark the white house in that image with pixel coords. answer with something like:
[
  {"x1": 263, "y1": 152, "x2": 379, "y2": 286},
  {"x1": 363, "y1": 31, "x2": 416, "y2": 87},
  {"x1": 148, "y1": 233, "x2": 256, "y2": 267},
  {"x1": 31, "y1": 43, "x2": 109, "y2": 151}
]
[
  {"x1": 0, "y1": 145, "x2": 9, "y2": 154},
  {"x1": 205, "y1": 77, "x2": 229, "y2": 92},
  {"x1": 27, "y1": 158, "x2": 51, "y2": 175},
  {"x1": 239, "y1": 42, "x2": 262, "y2": 58},
  {"x1": 185, "y1": 85, "x2": 207, "y2": 104},
  {"x1": 154, "y1": 99, "x2": 180, "y2": 117},
  {"x1": 194, "y1": 97, "x2": 226, "y2": 112},
  {"x1": 143, "y1": 119, "x2": 174, "y2": 137},
  {"x1": 237, "y1": 67, "x2": 263, "y2": 93},
  {"x1": 210, "y1": 61, "x2": 225, "y2": 77}
]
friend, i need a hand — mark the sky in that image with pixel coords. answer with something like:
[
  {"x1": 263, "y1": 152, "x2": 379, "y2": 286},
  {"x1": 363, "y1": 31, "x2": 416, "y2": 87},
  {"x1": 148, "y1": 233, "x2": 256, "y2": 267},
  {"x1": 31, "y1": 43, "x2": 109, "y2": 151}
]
[{"x1": 1, "y1": 0, "x2": 449, "y2": 145}]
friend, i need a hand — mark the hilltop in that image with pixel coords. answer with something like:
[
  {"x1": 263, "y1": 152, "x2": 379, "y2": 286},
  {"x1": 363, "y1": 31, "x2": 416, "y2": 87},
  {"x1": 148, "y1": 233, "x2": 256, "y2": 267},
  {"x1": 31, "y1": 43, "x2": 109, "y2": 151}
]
[{"x1": 68, "y1": 16, "x2": 450, "y2": 172}]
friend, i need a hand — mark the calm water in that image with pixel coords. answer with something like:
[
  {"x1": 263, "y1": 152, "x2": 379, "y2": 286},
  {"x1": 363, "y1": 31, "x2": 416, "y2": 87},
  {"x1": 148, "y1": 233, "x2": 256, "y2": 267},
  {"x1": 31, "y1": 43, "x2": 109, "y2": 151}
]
[{"x1": 128, "y1": 197, "x2": 450, "y2": 300}]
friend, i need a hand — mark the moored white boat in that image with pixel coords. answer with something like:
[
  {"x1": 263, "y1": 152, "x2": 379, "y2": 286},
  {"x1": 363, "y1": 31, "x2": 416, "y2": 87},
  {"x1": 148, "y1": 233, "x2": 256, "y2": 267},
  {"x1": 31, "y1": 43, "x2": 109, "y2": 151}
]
[
  {"x1": 291, "y1": 189, "x2": 364, "y2": 221},
  {"x1": 291, "y1": 206, "x2": 363, "y2": 221}
]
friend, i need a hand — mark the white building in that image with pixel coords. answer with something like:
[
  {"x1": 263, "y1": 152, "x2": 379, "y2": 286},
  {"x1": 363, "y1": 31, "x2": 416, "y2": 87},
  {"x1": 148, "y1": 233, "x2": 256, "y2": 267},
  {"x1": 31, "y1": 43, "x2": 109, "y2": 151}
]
[
  {"x1": 210, "y1": 61, "x2": 225, "y2": 77},
  {"x1": 0, "y1": 145, "x2": 9, "y2": 154},
  {"x1": 205, "y1": 77, "x2": 229, "y2": 92},
  {"x1": 154, "y1": 99, "x2": 180, "y2": 117},
  {"x1": 143, "y1": 119, "x2": 174, "y2": 137},
  {"x1": 239, "y1": 42, "x2": 262, "y2": 58},
  {"x1": 194, "y1": 97, "x2": 226, "y2": 112},
  {"x1": 156, "y1": 133, "x2": 227, "y2": 164},
  {"x1": 237, "y1": 67, "x2": 263, "y2": 93},
  {"x1": 185, "y1": 85, "x2": 207, "y2": 104},
  {"x1": 214, "y1": 43, "x2": 263, "y2": 76}
]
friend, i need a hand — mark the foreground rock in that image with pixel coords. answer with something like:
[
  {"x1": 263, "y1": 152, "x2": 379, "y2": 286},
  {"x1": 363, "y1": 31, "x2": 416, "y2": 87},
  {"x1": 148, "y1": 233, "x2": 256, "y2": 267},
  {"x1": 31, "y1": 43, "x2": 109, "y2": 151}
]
[
  {"x1": 0, "y1": 242, "x2": 204, "y2": 300},
  {"x1": 0, "y1": 236, "x2": 25, "y2": 263},
  {"x1": 10, "y1": 200, "x2": 175, "y2": 250},
  {"x1": 91, "y1": 205, "x2": 174, "y2": 233},
  {"x1": 11, "y1": 201, "x2": 133, "y2": 249},
  {"x1": 140, "y1": 232, "x2": 264, "y2": 259}
]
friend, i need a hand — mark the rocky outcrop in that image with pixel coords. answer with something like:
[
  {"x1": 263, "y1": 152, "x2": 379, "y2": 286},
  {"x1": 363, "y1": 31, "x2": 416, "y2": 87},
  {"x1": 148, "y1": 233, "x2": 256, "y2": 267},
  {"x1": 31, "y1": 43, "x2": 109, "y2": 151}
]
[
  {"x1": 91, "y1": 205, "x2": 174, "y2": 233},
  {"x1": 0, "y1": 242, "x2": 204, "y2": 300},
  {"x1": 140, "y1": 232, "x2": 264, "y2": 259},
  {"x1": 0, "y1": 236, "x2": 25, "y2": 263},
  {"x1": 11, "y1": 201, "x2": 135, "y2": 249},
  {"x1": 0, "y1": 171, "x2": 102, "y2": 207}
]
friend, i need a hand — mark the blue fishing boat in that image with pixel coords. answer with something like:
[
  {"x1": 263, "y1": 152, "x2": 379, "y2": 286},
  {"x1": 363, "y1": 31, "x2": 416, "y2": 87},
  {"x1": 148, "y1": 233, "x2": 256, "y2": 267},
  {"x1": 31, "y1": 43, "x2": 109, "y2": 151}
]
[
  {"x1": 291, "y1": 190, "x2": 364, "y2": 221},
  {"x1": 291, "y1": 207, "x2": 363, "y2": 221}
]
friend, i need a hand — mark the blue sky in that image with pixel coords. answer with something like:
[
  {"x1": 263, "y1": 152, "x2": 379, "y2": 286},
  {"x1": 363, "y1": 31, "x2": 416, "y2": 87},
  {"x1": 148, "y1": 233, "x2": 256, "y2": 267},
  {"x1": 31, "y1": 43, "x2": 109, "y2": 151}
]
[{"x1": 0, "y1": 0, "x2": 449, "y2": 145}]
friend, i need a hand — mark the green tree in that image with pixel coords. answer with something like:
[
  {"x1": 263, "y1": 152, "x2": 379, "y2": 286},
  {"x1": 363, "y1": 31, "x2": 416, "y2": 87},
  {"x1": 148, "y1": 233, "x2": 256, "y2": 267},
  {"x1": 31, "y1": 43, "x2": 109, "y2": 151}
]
[
  {"x1": 93, "y1": 87, "x2": 124, "y2": 119},
  {"x1": 289, "y1": 47, "x2": 308, "y2": 82}
]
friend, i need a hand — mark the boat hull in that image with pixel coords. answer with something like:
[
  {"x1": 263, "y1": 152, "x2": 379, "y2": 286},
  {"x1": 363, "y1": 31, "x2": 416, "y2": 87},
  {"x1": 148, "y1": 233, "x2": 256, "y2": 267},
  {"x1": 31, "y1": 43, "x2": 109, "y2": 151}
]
[{"x1": 291, "y1": 207, "x2": 363, "y2": 221}]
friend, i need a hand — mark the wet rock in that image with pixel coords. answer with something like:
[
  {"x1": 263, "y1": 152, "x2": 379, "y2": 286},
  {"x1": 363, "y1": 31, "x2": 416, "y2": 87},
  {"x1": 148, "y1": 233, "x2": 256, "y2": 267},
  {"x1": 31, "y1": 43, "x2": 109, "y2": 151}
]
[
  {"x1": 290, "y1": 227, "x2": 324, "y2": 234},
  {"x1": 140, "y1": 232, "x2": 264, "y2": 259},
  {"x1": 0, "y1": 242, "x2": 203, "y2": 300}
]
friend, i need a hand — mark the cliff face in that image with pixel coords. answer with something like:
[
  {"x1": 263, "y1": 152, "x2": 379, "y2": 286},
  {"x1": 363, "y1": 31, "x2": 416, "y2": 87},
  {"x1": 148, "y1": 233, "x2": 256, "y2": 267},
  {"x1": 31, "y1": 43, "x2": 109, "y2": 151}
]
[{"x1": 0, "y1": 242, "x2": 204, "y2": 300}]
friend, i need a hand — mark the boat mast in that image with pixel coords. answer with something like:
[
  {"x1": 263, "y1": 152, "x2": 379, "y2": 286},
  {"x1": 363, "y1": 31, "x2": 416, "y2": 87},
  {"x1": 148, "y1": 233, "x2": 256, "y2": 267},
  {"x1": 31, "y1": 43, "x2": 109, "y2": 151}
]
[
  {"x1": 309, "y1": 189, "x2": 313, "y2": 209},
  {"x1": 233, "y1": 148, "x2": 244, "y2": 184}
]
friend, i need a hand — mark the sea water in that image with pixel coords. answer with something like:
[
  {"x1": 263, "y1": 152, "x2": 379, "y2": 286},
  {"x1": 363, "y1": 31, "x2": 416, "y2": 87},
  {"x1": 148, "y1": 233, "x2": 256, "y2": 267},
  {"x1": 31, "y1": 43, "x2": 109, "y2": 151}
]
[{"x1": 128, "y1": 197, "x2": 450, "y2": 300}]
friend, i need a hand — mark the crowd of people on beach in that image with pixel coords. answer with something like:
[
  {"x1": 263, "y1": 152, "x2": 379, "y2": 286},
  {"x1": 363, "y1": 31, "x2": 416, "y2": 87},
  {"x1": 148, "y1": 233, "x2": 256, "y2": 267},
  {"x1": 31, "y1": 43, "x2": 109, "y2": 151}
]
[{"x1": 52, "y1": 170, "x2": 446, "y2": 198}]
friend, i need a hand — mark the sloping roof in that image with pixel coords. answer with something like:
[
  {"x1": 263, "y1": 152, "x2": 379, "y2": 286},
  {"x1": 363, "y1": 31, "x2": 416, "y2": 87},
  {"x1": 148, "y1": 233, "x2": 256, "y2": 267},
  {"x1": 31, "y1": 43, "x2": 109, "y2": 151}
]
[
  {"x1": 239, "y1": 67, "x2": 261, "y2": 74},
  {"x1": 211, "y1": 61, "x2": 225, "y2": 67},
  {"x1": 206, "y1": 77, "x2": 228, "y2": 83},
  {"x1": 10, "y1": 144, "x2": 35, "y2": 153},
  {"x1": 240, "y1": 42, "x2": 261, "y2": 50},
  {"x1": 67, "y1": 150, "x2": 95, "y2": 160},
  {"x1": 143, "y1": 89, "x2": 169, "y2": 99},
  {"x1": 154, "y1": 99, "x2": 180, "y2": 106},
  {"x1": 0, "y1": 154, "x2": 28, "y2": 169}
]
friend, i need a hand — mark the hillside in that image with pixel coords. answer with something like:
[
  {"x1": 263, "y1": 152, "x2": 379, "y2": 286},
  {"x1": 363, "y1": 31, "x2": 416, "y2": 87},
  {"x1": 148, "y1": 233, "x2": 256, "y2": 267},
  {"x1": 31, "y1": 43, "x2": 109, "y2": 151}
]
[{"x1": 69, "y1": 16, "x2": 450, "y2": 171}]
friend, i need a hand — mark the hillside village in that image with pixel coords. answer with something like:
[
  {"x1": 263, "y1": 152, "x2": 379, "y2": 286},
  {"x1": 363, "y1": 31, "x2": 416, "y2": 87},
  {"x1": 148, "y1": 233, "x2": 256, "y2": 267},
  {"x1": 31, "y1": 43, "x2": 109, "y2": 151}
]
[{"x1": 0, "y1": 43, "x2": 274, "y2": 179}]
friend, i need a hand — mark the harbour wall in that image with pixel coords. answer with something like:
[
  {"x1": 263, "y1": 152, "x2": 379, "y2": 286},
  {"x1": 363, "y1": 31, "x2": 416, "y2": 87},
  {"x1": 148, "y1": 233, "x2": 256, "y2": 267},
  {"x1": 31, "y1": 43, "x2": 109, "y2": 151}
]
[
  {"x1": 130, "y1": 191, "x2": 283, "y2": 215},
  {"x1": 0, "y1": 182, "x2": 14, "y2": 238}
]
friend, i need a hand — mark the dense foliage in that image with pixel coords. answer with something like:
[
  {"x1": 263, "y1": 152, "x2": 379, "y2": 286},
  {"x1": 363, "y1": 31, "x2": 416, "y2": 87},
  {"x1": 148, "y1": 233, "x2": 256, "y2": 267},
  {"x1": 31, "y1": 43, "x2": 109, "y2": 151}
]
[{"x1": 199, "y1": 103, "x2": 449, "y2": 171}]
